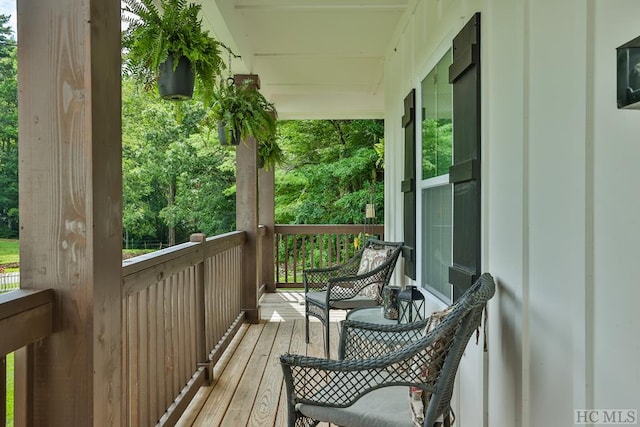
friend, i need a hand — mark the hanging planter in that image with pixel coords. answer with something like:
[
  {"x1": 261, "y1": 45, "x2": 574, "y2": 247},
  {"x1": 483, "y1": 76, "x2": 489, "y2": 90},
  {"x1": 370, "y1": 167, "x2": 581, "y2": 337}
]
[
  {"x1": 209, "y1": 74, "x2": 284, "y2": 169},
  {"x1": 158, "y1": 54, "x2": 196, "y2": 100},
  {"x1": 218, "y1": 121, "x2": 241, "y2": 146},
  {"x1": 210, "y1": 76, "x2": 275, "y2": 145},
  {"x1": 122, "y1": 0, "x2": 224, "y2": 103}
]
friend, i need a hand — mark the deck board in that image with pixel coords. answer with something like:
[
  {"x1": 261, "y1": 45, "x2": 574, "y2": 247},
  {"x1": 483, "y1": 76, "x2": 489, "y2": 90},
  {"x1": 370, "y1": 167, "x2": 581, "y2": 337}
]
[
  {"x1": 247, "y1": 321, "x2": 293, "y2": 427},
  {"x1": 222, "y1": 322, "x2": 279, "y2": 426},
  {"x1": 180, "y1": 291, "x2": 346, "y2": 427}
]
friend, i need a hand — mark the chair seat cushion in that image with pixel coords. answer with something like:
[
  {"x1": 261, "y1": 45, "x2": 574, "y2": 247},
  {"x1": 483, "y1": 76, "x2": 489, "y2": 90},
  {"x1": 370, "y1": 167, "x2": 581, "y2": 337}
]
[
  {"x1": 307, "y1": 291, "x2": 379, "y2": 309},
  {"x1": 297, "y1": 386, "x2": 413, "y2": 427}
]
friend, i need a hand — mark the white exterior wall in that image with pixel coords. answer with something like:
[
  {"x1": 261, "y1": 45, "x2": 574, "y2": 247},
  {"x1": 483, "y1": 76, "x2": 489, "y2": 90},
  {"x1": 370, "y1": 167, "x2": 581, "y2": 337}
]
[
  {"x1": 592, "y1": 0, "x2": 640, "y2": 415},
  {"x1": 384, "y1": 0, "x2": 640, "y2": 425}
]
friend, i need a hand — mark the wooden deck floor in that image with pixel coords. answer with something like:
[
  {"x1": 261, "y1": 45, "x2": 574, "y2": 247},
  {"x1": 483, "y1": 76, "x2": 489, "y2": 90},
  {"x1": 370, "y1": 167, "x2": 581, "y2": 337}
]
[{"x1": 176, "y1": 291, "x2": 346, "y2": 427}]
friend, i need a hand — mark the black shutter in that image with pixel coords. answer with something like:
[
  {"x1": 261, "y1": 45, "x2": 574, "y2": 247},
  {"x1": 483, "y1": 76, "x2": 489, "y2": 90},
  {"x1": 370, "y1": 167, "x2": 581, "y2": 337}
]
[
  {"x1": 402, "y1": 89, "x2": 417, "y2": 279},
  {"x1": 448, "y1": 13, "x2": 481, "y2": 300}
]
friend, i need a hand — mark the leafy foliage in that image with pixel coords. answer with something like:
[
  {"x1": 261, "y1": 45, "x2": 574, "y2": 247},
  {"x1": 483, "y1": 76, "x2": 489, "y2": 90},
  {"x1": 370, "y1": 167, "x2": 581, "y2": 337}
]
[
  {"x1": 209, "y1": 77, "x2": 282, "y2": 170},
  {"x1": 122, "y1": 78, "x2": 236, "y2": 247},
  {"x1": 121, "y1": 0, "x2": 224, "y2": 102},
  {"x1": 275, "y1": 120, "x2": 384, "y2": 225}
]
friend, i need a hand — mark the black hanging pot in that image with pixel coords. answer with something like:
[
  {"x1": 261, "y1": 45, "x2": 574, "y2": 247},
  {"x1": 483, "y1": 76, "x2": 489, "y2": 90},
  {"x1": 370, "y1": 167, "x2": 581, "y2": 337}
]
[
  {"x1": 218, "y1": 121, "x2": 241, "y2": 146},
  {"x1": 158, "y1": 54, "x2": 195, "y2": 101}
]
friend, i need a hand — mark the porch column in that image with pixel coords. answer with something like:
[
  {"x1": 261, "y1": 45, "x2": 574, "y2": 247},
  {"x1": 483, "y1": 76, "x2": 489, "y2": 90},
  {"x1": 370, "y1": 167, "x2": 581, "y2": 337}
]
[
  {"x1": 236, "y1": 74, "x2": 261, "y2": 323},
  {"x1": 16, "y1": 0, "x2": 122, "y2": 425},
  {"x1": 259, "y1": 166, "x2": 276, "y2": 293}
]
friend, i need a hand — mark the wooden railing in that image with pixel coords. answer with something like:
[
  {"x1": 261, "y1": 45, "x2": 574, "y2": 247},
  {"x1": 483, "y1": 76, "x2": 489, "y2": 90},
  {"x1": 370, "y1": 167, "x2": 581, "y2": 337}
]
[
  {"x1": 0, "y1": 289, "x2": 54, "y2": 426},
  {"x1": 2, "y1": 224, "x2": 381, "y2": 425},
  {"x1": 0, "y1": 272, "x2": 20, "y2": 293},
  {"x1": 274, "y1": 224, "x2": 384, "y2": 287},
  {"x1": 121, "y1": 231, "x2": 245, "y2": 426}
]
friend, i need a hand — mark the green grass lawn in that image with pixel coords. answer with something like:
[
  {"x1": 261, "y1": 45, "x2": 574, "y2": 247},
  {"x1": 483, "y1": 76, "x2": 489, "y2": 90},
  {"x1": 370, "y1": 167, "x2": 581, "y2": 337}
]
[
  {"x1": 0, "y1": 239, "x2": 19, "y2": 265},
  {"x1": 1, "y1": 239, "x2": 157, "y2": 266},
  {"x1": 122, "y1": 248, "x2": 156, "y2": 259}
]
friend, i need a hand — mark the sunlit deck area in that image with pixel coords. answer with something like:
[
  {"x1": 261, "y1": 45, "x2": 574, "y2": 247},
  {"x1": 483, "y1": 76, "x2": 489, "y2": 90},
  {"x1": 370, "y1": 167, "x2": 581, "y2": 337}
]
[{"x1": 177, "y1": 291, "x2": 345, "y2": 427}]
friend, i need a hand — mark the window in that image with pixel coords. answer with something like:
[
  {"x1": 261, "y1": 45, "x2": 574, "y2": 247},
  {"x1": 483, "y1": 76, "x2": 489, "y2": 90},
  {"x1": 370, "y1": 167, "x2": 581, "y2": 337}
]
[
  {"x1": 420, "y1": 49, "x2": 453, "y2": 302},
  {"x1": 422, "y1": 50, "x2": 453, "y2": 180}
]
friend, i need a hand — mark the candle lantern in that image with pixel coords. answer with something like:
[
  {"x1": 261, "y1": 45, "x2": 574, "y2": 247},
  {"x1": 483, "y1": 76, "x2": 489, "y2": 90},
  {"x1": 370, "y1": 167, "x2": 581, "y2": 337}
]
[
  {"x1": 365, "y1": 203, "x2": 376, "y2": 219},
  {"x1": 617, "y1": 35, "x2": 640, "y2": 109},
  {"x1": 398, "y1": 285, "x2": 425, "y2": 323}
]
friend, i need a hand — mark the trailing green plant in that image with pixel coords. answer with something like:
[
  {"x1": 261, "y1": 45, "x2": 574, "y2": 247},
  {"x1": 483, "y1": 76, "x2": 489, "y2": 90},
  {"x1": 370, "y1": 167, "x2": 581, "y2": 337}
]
[
  {"x1": 258, "y1": 137, "x2": 284, "y2": 171},
  {"x1": 210, "y1": 77, "x2": 283, "y2": 169},
  {"x1": 121, "y1": 0, "x2": 224, "y2": 102}
]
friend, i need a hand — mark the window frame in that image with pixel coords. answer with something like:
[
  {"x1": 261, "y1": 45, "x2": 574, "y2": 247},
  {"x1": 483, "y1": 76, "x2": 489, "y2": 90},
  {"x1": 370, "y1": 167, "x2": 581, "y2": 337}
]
[{"x1": 416, "y1": 45, "x2": 454, "y2": 304}]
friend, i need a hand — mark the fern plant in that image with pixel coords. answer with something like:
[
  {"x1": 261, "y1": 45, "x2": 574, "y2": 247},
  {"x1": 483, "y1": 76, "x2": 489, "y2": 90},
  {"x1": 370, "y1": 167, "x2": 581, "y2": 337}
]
[
  {"x1": 122, "y1": 0, "x2": 224, "y2": 102},
  {"x1": 210, "y1": 78, "x2": 283, "y2": 169}
]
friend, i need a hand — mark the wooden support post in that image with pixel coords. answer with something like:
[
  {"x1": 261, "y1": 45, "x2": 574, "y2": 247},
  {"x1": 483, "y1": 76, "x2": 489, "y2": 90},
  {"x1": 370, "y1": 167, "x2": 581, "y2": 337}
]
[
  {"x1": 235, "y1": 74, "x2": 261, "y2": 323},
  {"x1": 259, "y1": 167, "x2": 276, "y2": 293},
  {"x1": 17, "y1": 0, "x2": 123, "y2": 424}
]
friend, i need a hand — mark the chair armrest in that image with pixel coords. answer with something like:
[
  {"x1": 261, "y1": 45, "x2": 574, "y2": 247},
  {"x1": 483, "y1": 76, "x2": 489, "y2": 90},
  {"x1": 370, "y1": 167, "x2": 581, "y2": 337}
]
[
  {"x1": 339, "y1": 318, "x2": 429, "y2": 360},
  {"x1": 280, "y1": 331, "x2": 441, "y2": 408}
]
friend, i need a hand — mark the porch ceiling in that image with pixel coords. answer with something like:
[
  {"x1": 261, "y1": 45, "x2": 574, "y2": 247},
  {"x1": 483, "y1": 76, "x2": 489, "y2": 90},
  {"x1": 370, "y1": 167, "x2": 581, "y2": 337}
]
[{"x1": 201, "y1": 0, "x2": 410, "y2": 120}]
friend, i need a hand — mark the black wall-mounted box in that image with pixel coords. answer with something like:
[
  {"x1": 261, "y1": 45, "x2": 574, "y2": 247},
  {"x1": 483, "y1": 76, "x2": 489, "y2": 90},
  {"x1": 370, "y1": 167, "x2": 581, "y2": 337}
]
[{"x1": 617, "y1": 35, "x2": 640, "y2": 109}]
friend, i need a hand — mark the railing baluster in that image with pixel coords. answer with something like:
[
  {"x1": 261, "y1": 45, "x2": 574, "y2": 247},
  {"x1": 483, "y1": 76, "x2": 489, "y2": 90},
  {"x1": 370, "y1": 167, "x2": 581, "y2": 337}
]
[
  {"x1": 301, "y1": 236, "x2": 307, "y2": 283},
  {"x1": 292, "y1": 235, "x2": 298, "y2": 284},
  {"x1": 284, "y1": 235, "x2": 290, "y2": 285},
  {"x1": 1, "y1": 354, "x2": 6, "y2": 426},
  {"x1": 346, "y1": 234, "x2": 351, "y2": 259},
  {"x1": 275, "y1": 234, "x2": 280, "y2": 284},
  {"x1": 310, "y1": 235, "x2": 315, "y2": 269},
  {"x1": 138, "y1": 288, "x2": 149, "y2": 425},
  {"x1": 148, "y1": 284, "x2": 158, "y2": 422}
]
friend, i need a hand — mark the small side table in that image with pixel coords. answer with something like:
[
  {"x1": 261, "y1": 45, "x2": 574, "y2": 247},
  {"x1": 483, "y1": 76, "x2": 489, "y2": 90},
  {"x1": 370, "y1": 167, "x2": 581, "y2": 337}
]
[{"x1": 345, "y1": 306, "x2": 397, "y2": 325}]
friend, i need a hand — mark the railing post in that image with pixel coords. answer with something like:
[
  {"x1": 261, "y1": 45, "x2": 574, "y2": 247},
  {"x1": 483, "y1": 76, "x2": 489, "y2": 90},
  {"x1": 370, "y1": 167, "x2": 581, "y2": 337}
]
[
  {"x1": 190, "y1": 233, "x2": 211, "y2": 383},
  {"x1": 259, "y1": 166, "x2": 276, "y2": 293}
]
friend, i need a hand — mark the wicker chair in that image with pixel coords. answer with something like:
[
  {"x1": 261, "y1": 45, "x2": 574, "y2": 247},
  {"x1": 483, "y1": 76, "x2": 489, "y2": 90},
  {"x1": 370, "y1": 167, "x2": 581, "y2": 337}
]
[
  {"x1": 303, "y1": 239, "x2": 403, "y2": 358},
  {"x1": 281, "y1": 273, "x2": 496, "y2": 427}
]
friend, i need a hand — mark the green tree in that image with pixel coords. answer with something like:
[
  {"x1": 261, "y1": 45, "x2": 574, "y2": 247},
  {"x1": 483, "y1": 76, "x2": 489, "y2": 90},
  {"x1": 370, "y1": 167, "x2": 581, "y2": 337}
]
[
  {"x1": 121, "y1": 78, "x2": 236, "y2": 247},
  {"x1": 0, "y1": 15, "x2": 18, "y2": 237},
  {"x1": 275, "y1": 119, "x2": 384, "y2": 225}
]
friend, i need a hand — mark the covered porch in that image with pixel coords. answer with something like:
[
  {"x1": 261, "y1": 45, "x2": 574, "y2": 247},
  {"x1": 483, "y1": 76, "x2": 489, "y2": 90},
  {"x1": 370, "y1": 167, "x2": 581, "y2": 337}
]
[
  {"x1": 3, "y1": 0, "x2": 640, "y2": 426},
  {"x1": 2, "y1": 225, "x2": 381, "y2": 426}
]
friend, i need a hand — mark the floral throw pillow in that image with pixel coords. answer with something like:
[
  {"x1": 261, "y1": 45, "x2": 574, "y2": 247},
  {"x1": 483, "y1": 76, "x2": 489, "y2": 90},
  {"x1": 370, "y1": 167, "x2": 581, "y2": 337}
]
[
  {"x1": 356, "y1": 248, "x2": 390, "y2": 300},
  {"x1": 357, "y1": 248, "x2": 389, "y2": 275},
  {"x1": 409, "y1": 307, "x2": 453, "y2": 427}
]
